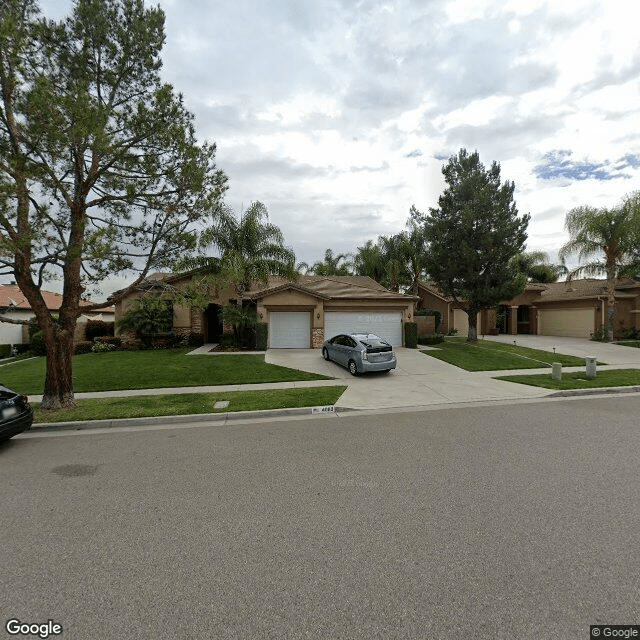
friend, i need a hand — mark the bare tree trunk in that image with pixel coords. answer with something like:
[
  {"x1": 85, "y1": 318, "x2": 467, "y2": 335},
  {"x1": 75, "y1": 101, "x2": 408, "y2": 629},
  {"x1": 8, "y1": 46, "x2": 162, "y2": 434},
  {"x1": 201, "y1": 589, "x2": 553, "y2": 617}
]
[
  {"x1": 41, "y1": 329, "x2": 76, "y2": 410},
  {"x1": 606, "y1": 265, "x2": 616, "y2": 342},
  {"x1": 467, "y1": 308, "x2": 478, "y2": 342}
]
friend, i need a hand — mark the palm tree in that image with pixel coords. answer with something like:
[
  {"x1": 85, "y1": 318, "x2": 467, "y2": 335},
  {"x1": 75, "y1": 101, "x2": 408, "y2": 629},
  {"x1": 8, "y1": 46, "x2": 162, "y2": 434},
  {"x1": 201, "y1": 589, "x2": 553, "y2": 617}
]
[
  {"x1": 307, "y1": 249, "x2": 354, "y2": 276},
  {"x1": 354, "y1": 240, "x2": 386, "y2": 283},
  {"x1": 511, "y1": 250, "x2": 565, "y2": 283},
  {"x1": 197, "y1": 201, "x2": 297, "y2": 297},
  {"x1": 379, "y1": 233, "x2": 411, "y2": 292},
  {"x1": 559, "y1": 196, "x2": 640, "y2": 340},
  {"x1": 402, "y1": 221, "x2": 429, "y2": 295}
]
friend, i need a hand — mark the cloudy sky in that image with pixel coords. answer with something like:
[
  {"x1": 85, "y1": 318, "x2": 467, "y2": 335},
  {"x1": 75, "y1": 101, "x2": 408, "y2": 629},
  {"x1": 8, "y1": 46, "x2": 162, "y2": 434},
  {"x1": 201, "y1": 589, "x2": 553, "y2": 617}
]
[{"x1": 41, "y1": 0, "x2": 640, "y2": 287}]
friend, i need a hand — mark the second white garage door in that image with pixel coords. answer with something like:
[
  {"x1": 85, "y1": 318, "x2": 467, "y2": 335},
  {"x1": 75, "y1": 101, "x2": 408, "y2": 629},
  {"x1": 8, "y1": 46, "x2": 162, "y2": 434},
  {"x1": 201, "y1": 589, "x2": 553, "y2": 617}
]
[
  {"x1": 538, "y1": 308, "x2": 594, "y2": 338},
  {"x1": 269, "y1": 312, "x2": 311, "y2": 348},
  {"x1": 324, "y1": 311, "x2": 403, "y2": 346}
]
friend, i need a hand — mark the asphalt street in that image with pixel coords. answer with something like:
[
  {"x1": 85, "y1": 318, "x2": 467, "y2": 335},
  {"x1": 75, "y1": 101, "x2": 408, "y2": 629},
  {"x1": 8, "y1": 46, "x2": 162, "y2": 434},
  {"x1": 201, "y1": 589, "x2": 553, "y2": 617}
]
[{"x1": 2, "y1": 396, "x2": 640, "y2": 639}]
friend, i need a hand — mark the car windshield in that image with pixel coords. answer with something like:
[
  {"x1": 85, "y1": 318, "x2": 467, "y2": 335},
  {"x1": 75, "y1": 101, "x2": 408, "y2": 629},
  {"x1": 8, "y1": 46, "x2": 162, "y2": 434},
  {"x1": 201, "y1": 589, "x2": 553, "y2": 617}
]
[{"x1": 351, "y1": 334, "x2": 390, "y2": 347}]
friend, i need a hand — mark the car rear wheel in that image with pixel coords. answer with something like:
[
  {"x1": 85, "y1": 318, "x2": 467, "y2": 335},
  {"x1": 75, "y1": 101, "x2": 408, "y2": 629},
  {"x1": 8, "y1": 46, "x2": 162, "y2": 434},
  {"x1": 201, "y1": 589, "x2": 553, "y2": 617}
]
[
  {"x1": 322, "y1": 347, "x2": 330, "y2": 361},
  {"x1": 348, "y1": 360, "x2": 358, "y2": 376}
]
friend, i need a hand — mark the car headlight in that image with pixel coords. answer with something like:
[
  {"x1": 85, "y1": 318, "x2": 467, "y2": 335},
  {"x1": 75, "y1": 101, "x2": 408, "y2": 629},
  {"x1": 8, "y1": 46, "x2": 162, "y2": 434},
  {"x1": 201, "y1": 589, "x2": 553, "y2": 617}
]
[{"x1": 361, "y1": 349, "x2": 367, "y2": 361}]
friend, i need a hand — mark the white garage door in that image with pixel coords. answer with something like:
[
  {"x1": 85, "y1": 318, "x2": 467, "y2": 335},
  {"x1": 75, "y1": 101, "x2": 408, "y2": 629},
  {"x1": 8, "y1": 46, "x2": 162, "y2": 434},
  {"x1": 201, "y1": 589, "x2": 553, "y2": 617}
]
[
  {"x1": 452, "y1": 309, "x2": 480, "y2": 337},
  {"x1": 539, "y1": 308, "x2": 594, "y2": 338},
  {"x1": 324, "y1": 311, "x2": 403, "y2": 346},
  {"x1": 269, "y1": 312, "x2": 311, "y2": 348}
]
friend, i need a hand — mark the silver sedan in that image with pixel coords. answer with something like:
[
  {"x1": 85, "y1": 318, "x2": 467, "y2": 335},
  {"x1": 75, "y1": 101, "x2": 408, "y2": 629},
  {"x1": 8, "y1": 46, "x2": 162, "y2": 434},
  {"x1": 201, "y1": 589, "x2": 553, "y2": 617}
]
[{"x1": 322, "y1": 333, "x2": 397, "y2": 375}]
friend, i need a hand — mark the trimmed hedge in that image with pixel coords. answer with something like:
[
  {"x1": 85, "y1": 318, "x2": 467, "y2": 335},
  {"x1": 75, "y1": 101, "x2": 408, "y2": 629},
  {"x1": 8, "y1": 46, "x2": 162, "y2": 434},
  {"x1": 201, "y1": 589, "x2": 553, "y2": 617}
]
[
  {"x1": 418, "y1": 333, "x2": 444, "y2": 345},
  {"x1": 0, "y1": 344, "x2": 12, "y2": 358},
  {"x1": 74, "y1": 341, "x2": 93, "y2": 355},
  {"x1": 256, "y1": 323, "x2": 268, "y2": 350},
  {"x1": 403, "y1": 322, "x2": 418, "y2": 349},
  {"x1": 86, "y1": 320, "x2": 115, "y2": 340}
]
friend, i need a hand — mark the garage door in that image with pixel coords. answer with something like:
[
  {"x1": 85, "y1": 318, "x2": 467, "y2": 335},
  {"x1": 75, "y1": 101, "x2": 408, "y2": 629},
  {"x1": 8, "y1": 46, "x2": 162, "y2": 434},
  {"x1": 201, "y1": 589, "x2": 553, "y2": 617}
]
[
  {"x1": 269, "y1": 312, "x2": 311, "y2": 348},
  {"x1": 539, "y1": 308, "x2": 594, "y2": 338},
  {"x1": 452, "y1": 309, "x2": 480, "y2": 337},
  {"x1": 324, "y1": 311, "x2": 403, "y2": 346}
]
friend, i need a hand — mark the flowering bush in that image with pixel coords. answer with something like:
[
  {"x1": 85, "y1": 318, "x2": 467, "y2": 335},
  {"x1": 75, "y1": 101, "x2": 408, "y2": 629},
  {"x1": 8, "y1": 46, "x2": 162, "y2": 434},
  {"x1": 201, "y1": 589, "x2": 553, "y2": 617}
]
[{"x1": 91, "y1": 342, "x2": 117, "y2": 353}]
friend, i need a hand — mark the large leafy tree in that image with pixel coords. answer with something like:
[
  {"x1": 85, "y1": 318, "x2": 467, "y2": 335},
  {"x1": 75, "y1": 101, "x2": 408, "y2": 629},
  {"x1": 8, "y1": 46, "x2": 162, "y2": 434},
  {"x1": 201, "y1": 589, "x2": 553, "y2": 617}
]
[
  {"x1": 0, "y1": 0, "x2": 226, "y2": 409},
  {"x1": 559, "y1": 194, "x2": 640, "y2": 341},
  {"x1": 183, "y1": 201, "x2": 296, "y2": 300},
  {"x1": 414, "y1": 149, "x2": 529, "y2": 341}
]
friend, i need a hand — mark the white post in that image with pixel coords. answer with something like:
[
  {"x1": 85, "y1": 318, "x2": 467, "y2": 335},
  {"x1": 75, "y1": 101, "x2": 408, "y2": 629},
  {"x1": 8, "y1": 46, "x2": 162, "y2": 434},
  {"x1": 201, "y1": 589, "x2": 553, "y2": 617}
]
[{"x1": 585, "y1": 356, "x2": 597, "y2": 380}]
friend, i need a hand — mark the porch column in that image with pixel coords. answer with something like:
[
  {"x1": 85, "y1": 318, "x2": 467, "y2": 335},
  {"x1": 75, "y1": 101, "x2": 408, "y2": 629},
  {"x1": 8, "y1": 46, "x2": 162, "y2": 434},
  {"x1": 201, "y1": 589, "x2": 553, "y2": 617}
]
[{"x1": 509, "y1": 306, "x2": 518, "y2": 335}]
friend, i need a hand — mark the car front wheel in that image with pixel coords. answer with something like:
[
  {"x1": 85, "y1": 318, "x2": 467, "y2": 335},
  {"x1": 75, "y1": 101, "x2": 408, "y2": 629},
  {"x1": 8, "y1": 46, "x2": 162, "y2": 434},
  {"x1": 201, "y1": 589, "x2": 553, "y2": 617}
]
[
  {"x1": 348, "y1": 360, "x2": 358, "y2": 376},
  {"x1": 322, "y1": 347, "x2": 330, "y2": 361}
]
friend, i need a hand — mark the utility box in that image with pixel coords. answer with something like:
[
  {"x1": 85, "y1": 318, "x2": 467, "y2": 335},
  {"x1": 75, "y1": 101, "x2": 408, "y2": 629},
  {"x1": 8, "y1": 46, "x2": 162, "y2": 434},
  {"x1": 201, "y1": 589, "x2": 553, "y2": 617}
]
[
  {"x1": 552, "y1": 362, "x2": 562, "y2": 381},
  {"x1": 585, "y1": 356, "x2": 597, "y2": 380}
]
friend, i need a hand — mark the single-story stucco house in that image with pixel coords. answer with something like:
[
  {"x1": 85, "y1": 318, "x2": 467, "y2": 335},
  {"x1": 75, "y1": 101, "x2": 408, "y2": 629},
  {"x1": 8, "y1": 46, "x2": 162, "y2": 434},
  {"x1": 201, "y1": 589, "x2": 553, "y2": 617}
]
[
  {"x1": 114, "y1": 273, "x2": 417, "y2": 348},
  {"x1": 417, "y1": 278, "x2": 640, "y2": 339},
  {"x1": 0, "y1": 282, "x2": 115, "y2": 345}
]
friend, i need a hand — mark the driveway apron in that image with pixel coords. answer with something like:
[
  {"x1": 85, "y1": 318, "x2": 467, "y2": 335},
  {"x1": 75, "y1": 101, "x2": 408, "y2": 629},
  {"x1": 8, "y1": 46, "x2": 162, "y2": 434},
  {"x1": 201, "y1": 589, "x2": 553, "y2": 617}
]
[{"x1": 266, "y1": 348, "x2": 550, "y2": 410}]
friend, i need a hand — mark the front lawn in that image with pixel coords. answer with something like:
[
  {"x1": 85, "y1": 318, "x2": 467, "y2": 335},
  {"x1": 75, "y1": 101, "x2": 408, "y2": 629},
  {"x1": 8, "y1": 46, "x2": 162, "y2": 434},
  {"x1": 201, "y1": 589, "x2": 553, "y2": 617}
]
[
  {"x1": 497, "y1": 369, "x2": 640, "y2": 390},
  {"x1": 422, "y1": 338, "x2": 591, "y2": 371},
  {"x1": 616, "y1": 341, "x2": 640, "y2": 349},
  {"x1": 33, "y1": 386, "x2": 348, "y2": 424},
  {"x1": 6, "y1": 349, "x2": 330, "y2": 395}
]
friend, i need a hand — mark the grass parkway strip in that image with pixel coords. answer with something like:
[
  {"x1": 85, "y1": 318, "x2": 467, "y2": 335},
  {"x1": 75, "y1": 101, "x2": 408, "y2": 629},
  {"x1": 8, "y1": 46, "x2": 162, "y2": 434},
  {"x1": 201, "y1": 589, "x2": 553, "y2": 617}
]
[
  {"x1": 33, "y1": 386, "x2": 348, "y2": 424},
  {"x1": 6, "y1": 349, "x2": 330, "y2": 395},
  {"x1": 421, "y1": 338, "x2": 595, "y2": 371},
  {"x1": 496, "y1": 369, "x2": 640, "y2": 391}
]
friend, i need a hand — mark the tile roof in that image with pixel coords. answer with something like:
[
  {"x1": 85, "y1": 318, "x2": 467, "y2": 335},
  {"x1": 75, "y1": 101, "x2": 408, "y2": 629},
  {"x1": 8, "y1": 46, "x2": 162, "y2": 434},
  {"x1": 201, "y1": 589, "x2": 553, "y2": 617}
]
[
  {"x1": 0, "y1": 284, "x2": 114, "y2": 312},
  {"x1": 251, "y1": 275, "x2": 415, "y2": 301},
  {"x1": 418, "y1": 278, "x2": 640, "y2": 304},
  {"x1": 537, "y1": 278, "x2": 639, "y2": 303}
]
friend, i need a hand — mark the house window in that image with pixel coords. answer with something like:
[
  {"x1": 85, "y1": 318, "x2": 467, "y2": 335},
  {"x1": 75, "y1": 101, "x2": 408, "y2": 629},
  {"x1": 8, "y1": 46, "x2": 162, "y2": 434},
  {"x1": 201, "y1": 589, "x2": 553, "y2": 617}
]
[{"x1": 517, "y1": 306, "x2": 530, "y2": 323}]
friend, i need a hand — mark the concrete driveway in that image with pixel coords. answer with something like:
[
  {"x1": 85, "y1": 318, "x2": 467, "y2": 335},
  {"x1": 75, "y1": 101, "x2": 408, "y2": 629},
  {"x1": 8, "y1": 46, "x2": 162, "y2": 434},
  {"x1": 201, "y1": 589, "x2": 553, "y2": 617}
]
[
  {"x1": 266, "y1": 347, "x2": 551, "y2": 410},
  {"x1": 483, "y1": 334, "x2": 640, "y2": 365},
  {"x1": 266, "y1": 337, "x2": 640, "y2": 410}
]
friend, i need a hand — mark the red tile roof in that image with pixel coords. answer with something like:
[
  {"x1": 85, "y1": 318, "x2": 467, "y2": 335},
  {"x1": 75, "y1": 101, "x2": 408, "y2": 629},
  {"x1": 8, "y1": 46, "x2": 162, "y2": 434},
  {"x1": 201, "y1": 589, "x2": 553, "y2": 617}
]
[{"x1": 0, "y1": 284, "x2": 114, "y2": 312}]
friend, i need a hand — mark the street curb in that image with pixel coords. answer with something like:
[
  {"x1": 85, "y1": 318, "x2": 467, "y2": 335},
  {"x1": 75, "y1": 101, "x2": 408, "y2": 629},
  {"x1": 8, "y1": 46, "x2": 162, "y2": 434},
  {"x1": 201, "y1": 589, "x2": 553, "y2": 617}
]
[
  {"x1": 30, "y1": 404, "x2": 358, "y2": 432},
  {"x1": 547, "y1": 385, "x2": 640, "y2": 398}
]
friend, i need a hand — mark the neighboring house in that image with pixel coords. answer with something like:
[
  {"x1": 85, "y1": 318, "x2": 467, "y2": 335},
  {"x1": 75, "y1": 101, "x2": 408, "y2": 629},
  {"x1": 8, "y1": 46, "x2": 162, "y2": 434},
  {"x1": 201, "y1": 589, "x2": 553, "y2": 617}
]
[
  {"x1": 114, "y1": 274, "x2": 417, "y2": 348},
  {"x1": 417, "y1": 278, "x2": 640, "y2": 339},
  {"x1": 0, "y1": 283, "x2": 115, "y2": 345}
]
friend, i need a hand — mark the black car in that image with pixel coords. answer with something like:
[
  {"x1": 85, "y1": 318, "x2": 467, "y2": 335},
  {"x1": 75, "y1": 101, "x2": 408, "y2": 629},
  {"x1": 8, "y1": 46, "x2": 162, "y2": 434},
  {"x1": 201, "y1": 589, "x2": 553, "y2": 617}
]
[{"x1": 0, "y1": 383, "x2": 33, "y2": 441}]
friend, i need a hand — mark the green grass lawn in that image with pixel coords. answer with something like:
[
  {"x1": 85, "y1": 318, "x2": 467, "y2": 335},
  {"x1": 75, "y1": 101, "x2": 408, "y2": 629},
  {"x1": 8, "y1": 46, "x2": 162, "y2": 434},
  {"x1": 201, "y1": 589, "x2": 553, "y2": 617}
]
[
  {"x1": 421, "y1": 338, "x2": 592, "y2": 371},
  {"x1": 616, "y1": 340, "x2": 640, "y2": 348},
  {"x1": 497, "y1": 369, "x2": 640, "y2": 390},
  {"x1": 32, "y1": 386, "x2": 348, "y2": 424},
  {"x1": 4, "y1": 348, "x2": 330, "y2": 395}
]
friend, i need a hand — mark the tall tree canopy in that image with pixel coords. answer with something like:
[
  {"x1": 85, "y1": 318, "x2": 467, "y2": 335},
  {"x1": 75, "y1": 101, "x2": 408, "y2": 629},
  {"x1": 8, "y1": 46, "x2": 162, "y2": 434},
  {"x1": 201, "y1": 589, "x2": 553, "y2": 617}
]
[
  {"x1": 414, "y1": 149, "x2": 529, "y2": 341},
  {"x1": 181, "y1": 201, "x2": 296, "y2": 300},
  {"x1": 559, "y1": 193, "x2": 640, "y2": 341},
  {"x1": 0, "y1": 0, "x2": 227, "y2": 408}
]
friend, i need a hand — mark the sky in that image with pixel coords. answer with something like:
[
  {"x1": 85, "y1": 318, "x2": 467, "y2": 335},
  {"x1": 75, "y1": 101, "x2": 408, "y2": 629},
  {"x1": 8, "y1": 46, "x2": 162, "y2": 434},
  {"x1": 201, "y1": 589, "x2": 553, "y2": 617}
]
[{"x1": 36, "y1": 0, "x2": 640, "y2": 295}]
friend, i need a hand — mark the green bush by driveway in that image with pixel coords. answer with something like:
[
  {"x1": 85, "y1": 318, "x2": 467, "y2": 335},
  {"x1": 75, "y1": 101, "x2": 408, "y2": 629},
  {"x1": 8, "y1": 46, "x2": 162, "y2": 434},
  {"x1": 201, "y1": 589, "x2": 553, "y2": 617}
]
[
  {"x1": 6, "y1": 349, "x2": 330, "y2": 394},
  {"x1": 422, "y1": 338, "x2": 591, "y2": 371}
]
